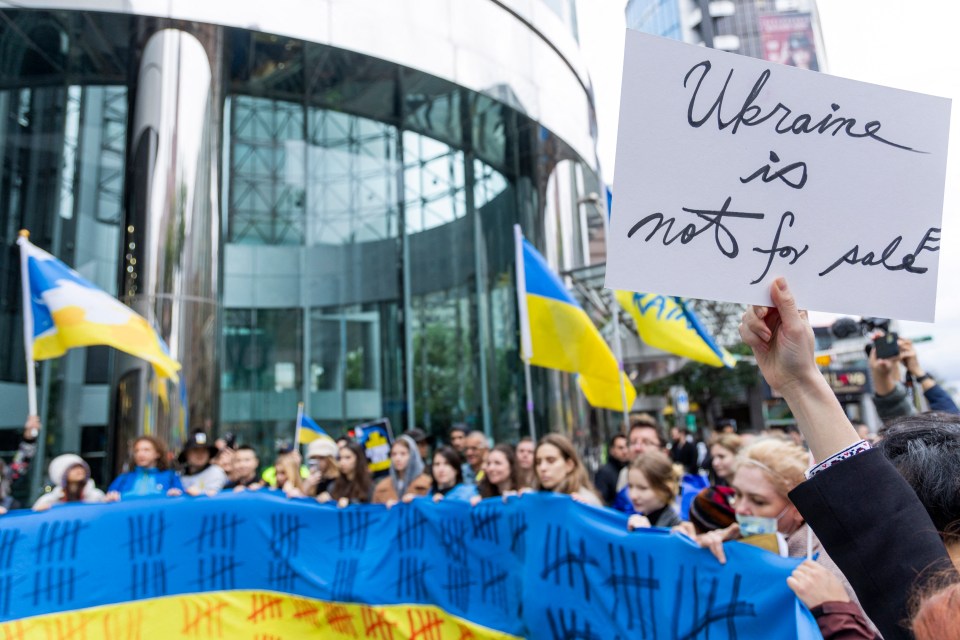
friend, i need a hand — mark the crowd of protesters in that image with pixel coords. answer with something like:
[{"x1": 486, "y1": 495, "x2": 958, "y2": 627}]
[{"x1": 1, "y1": 280, "x2": 959, "y2": 638}]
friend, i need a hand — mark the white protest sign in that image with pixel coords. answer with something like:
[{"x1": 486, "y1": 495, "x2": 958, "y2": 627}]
[{"x1": 606, "y1": 31, "x2": 952, "y2": 322}]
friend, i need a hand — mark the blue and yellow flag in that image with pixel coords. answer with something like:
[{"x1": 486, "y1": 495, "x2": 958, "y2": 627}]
[
  {"x1": 0, "y1": 493, "x2": 821, "y2": 639},
  {"x1": 516, "y1": 229, "x2": 635, "y2": 411},
  {"x1": 297, "y1": 412, "x2": 332, "y2": 445},
  {"x1": 18, "y1": 233, "x2": 181, "y2": 380},
  {"x1": 616, "y1": 291, "x2": 736, "y2": 368}
]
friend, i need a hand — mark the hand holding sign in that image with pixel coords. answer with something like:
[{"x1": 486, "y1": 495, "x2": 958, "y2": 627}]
[{"x1": 606, "y1": 31, "x2": 951, "y2": 321}]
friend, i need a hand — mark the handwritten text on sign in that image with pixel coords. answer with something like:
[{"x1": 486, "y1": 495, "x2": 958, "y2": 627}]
[{"x1": 606, "y1": 31, "x2": 951, "y2": 321}]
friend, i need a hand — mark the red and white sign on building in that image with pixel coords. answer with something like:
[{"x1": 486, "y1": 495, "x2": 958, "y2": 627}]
[{"x1": 759, "y1": 13, "x2": 820, "y2": 71}]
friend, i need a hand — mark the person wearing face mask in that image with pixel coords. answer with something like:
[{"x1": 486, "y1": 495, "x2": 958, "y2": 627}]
[
  {"x1": 740, "y1": 277, "x2": 957, "y2": 640},
  {"x1": 373, "y1": 435, "x2": 431, "y2": 504},
  {"x1": 697, "y1": 437, "x2": 874, "y2": 631},
  {"x1": 33, "y1": 454, "x2": 105, "y2": 511}
]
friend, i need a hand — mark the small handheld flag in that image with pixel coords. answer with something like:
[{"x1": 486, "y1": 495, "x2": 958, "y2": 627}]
[{"x1": 294, "y1": 402, "x2": 334, "y2": 448}]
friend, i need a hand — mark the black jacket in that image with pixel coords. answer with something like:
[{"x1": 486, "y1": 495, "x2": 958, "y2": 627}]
[
  {"x1": 789, "y1": 449, "x2": 956, "y2": 640},
  {"x1": 594, "y1": 459, "x2": 625, "y2": 506}
]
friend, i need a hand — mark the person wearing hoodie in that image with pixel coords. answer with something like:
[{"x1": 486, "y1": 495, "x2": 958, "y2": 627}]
[
  {"x1": 33, "y1": 454, "x2": 105, "y2": 511},
  {"x1": 373, "y1": 435, "x2": 431, "y2": 504}
]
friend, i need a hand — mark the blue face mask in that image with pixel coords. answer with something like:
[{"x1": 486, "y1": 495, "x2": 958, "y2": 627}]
[
  {"x1": 736, "y1": 505, "x2": 790, "y2": 536},
  {"x1": 735, "y1": 514, "x2": 778, "y2": 536}
]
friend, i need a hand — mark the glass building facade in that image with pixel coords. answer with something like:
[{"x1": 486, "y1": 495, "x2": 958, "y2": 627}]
[{"x1": 0, "y1": 1, "x2": 609, "y2": 495}]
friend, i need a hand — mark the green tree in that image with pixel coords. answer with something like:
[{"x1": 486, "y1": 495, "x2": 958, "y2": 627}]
[{"x1": 637, "y1": 343, "x2": 759, "y2": 426}]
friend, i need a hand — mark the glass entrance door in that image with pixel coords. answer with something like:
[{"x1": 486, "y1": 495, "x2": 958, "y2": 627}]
[{"x1": 309, "y1": 311, "x2": 382, "y2": 426}]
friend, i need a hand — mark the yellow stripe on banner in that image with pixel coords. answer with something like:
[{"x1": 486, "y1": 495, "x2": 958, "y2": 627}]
[{"x1": 0, "y1": 590, "x2": 521, "y2": 639}]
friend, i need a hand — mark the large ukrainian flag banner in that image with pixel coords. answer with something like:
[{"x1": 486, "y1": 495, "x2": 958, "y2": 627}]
[
  {"x1": 0, "y1": 493, "x2": 821, "y2": 639},
  {"x1": 616, "y1": 291, "x2": 737, "y2": 368},
  {"x1": 18, "y1": 232, "x2": 181, "y2": 381},
  {"x1": 515, "y1": 228, "x2": 635, "y2": 411}
]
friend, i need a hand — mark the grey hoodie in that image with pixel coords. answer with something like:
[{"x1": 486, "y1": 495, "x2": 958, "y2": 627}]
[{"x1": 389, "y1": 434, "x2": 425, "y2": 495}]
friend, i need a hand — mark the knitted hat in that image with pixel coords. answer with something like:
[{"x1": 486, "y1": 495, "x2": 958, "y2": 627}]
[{"x1": 689, "y1": 486, "x2": 736, "y2": 534}]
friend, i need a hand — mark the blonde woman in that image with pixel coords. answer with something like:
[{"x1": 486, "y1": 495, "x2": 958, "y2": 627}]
[
  {"x1": 273, "y1": 453, "x2": 305, "y2": 498},
  {"x1": 707, "y1": 433, "x2": 742, "y2": 486},
  {"x1": 698, "y1": 437, "x2": 874, "y2": 633}
]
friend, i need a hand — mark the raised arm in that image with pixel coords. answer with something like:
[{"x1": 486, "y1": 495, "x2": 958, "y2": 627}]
[{"x1": 738, "y1": 278, "x2": 860, "y2": 462}]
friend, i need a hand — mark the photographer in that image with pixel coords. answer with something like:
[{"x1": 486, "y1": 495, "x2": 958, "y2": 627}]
[{"x1": 870, "y1": 336, "x2": 958, "y2": 421}]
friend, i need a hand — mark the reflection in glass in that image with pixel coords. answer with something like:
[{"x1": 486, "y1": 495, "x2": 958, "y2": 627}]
[
  {"x1": 228, "y1": 96, "x2": 304, "y2": 245},
  {"x1": 303, "y1": 110, "x2": 398, "y2": 245},
  {"x1": 222, "y1": 308, "x2": 302, "y2": 392}
]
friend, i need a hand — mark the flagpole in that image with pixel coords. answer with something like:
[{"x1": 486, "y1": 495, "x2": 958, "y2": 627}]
[
  {"x1": 294, "y1": 401, "x2": 304, "y2": 452},
  {"x1": 599, "y1": 189, "x2": 630, "y2": 431},
  {"x1": 17, "y1": 231, "x2": 38, "y2": 417},
  {"x1": 611, "y1": 296, "x2": 631, "y2": 431},
  {"x1": 514, "y1": 225, "x2": 536, "y2": 442},
  {"x1": 523, "y1": 361, "x2": 535, "y2": 441}
]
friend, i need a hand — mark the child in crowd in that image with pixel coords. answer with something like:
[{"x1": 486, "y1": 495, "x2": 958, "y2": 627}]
[{"x1": 625, "y1": 451, "x2": 683, "y2": 529}]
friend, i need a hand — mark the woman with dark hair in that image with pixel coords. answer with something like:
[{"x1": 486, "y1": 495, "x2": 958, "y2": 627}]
[
  {"x1": 430, "y1": 447, "x2": 476, "y2": 502},
  {"x1": 33, "y1": 454, "x2": 105, "y2": 510},
  {"x1": 325, "y1": 442, "x2": 373, "y2": 507},
  {"x1": 106, "y1": 435, "x2": 183, "y2": 500},
  {"x1": 475, "y1": 444, "x2": 519, "y2": 503},
  {"x1": 534, "y1": 434, "x2": 602, "y2": 507},
  {"x1": 877, "y1": 412, "x2": 960, "y2": 567}
]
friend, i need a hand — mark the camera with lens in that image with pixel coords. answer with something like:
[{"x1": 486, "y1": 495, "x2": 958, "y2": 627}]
[{"x1": 831, "y1": 316, "x2": 899, "y2": 359}]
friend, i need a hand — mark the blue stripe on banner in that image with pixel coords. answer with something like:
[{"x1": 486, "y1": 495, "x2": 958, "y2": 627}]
[
  {"x1": 522, "y1": 240, "x2": 579, "y2": 307},
  {"x1": 0, "y1": 493, "x2": 819, "y2": 639}
]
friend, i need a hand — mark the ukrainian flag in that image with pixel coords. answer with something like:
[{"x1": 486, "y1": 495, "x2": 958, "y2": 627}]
[
  {"x1": 515, "y1": 228, "x2": 635, "y2": 411},
  {"x1": 615, "y1": 291, "x2": 736, "y2": 368},
  {"x1": 297, "y1": 412, "x2": 332, "y2": 445},
  {"x1": 18, "y1": 232, "x2": 181, "y2": 380}
]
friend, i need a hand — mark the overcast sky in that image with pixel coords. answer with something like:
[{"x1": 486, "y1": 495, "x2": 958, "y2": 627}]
[{"x1": 577, "y1": 0, "x2": 960, "y2": 385}]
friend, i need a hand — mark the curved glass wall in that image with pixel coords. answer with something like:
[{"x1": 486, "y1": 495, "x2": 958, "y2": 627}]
[
  {"x1": 0, "y1": 9, "x2": 610, "y2": 494},
  {"x1": 218, "y1": 31, "x2": 540, "y2": 451}
]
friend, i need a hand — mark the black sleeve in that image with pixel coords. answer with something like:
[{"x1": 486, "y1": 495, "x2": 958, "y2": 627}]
[
  {"x1": 789, "y1": 449, "x2": 956, "y2": 640},
  {"x1": 594, "y1": 465, "x2": 617, "y2": 506}
]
